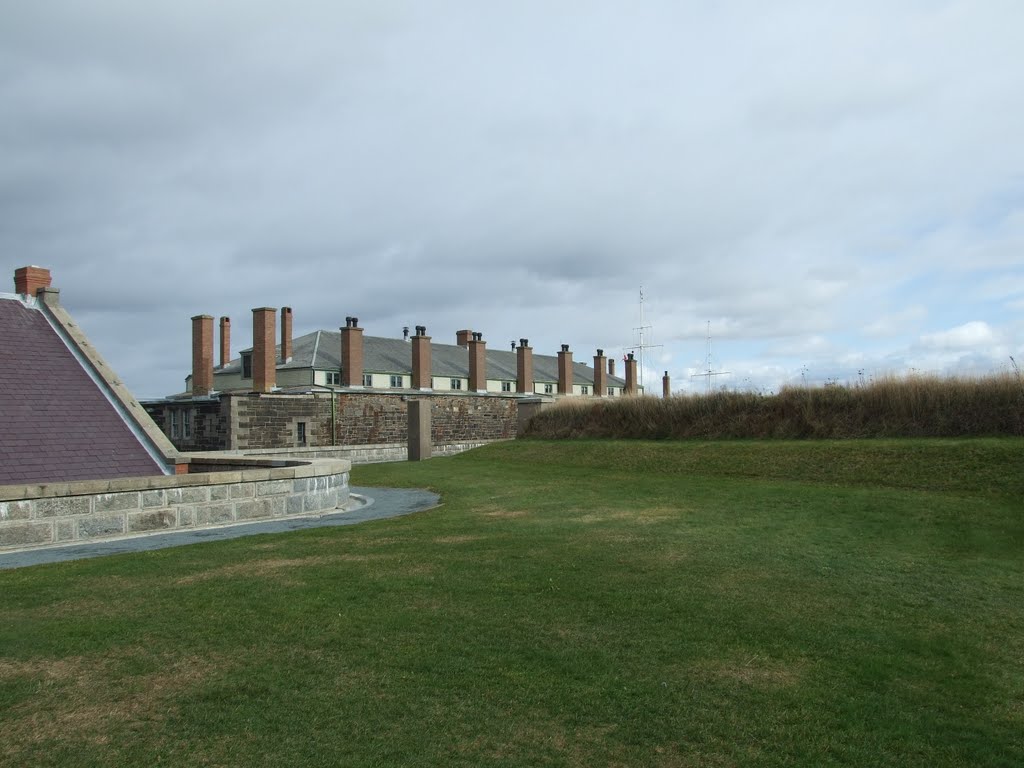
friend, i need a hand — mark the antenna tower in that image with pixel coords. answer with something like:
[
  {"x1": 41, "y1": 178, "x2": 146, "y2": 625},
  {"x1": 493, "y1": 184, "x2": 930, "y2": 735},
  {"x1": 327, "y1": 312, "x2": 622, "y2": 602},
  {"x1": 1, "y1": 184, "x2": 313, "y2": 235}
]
[
  {"x1": 690, "y1": 321, "x2": 730, "y2": 393},
  {"x1": 630, "y1": 286, "x2": 662, "y2": 390}
]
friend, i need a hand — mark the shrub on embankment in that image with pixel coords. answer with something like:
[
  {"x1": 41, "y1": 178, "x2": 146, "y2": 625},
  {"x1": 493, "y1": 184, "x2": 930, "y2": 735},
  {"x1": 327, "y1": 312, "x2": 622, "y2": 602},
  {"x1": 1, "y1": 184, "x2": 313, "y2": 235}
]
[{"x1": 523, "y1": 373, "x2": 1024, "y2": 439}]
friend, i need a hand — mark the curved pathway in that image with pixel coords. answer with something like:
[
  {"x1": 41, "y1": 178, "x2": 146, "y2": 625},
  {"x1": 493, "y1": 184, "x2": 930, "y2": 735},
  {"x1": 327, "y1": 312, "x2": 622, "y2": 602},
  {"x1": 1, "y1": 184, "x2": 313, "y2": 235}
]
[{"x1": 0, "y1": 486, "x2": 439, "y2": 570}]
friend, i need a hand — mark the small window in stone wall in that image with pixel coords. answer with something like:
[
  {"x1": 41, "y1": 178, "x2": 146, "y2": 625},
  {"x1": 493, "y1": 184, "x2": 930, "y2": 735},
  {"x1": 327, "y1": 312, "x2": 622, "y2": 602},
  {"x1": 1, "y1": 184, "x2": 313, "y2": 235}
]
[
  {"x1": 241, "y1": 352, "x2": 252, "y2": 379},
  {"x1": 390, "y1": 374, "x2": 403, "y2": 388},
  {"x1": 170, "y1": 409, "x2": 180, "y2": 438},
  {"x1": 450, "y1": 378, "x2": 463, "y2": 390},
  {"x1": 183, "y1": 409, "x2": 192, "y2": 439},
  {"x1": 501, "y1": 381, "x2": 512, "y2": 392},
  {"x1": 297, "y1": 421, "x2": 307, "y2": 447}
]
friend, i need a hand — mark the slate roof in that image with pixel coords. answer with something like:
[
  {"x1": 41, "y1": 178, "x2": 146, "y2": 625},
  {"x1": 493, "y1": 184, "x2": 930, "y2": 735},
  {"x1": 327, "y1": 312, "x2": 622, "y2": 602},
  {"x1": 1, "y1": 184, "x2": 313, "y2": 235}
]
[
  {"x1": 223, "y1": 331, "x2": 628, "y2": 387},
  {"x1": 0, "y1": 295, "x2": 164, "y2": 485}
]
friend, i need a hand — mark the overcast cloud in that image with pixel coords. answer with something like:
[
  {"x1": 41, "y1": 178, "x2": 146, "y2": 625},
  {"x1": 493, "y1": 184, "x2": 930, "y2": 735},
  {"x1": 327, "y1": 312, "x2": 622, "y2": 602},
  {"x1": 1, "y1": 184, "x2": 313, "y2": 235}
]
[{"x1": 2, "y1": 0, "x2": 1022, "y2": 396}]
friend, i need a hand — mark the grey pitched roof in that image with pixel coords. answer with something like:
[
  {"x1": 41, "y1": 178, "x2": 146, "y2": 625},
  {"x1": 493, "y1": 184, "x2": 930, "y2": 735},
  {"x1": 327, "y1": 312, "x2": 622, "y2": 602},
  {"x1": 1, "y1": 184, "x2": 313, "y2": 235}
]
[
  {"x1": 226, "y1": 331, "x2": 628, "y2": 387},
  {"x1": 0, "y1": 296, "x2": 164, "y2": 484}
]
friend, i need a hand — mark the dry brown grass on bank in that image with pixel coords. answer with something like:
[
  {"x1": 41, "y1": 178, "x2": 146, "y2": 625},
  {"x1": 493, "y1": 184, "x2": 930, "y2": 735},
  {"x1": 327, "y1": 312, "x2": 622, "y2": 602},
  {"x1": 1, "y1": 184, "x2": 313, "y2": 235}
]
[{"x1": 523, "y1": 373, "x2": 1024, "y2": 439}]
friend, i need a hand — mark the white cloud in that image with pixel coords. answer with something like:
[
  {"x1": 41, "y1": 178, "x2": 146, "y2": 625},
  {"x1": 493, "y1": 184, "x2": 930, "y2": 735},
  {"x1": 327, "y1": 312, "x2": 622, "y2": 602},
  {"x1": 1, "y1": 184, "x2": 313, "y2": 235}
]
[{"x1": 918, "y1": 321, "x2": 997, "y2": 351}]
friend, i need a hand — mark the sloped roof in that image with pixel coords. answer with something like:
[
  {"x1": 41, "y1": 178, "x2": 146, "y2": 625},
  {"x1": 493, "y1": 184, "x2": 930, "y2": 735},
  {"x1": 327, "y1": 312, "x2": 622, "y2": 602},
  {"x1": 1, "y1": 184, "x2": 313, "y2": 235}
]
[
  {"x1": 0, "y1": 295, "x2": 165, "y2": 485},
  {"x1": 224, "y1": 331, "x2": 628, "y2": 387}
]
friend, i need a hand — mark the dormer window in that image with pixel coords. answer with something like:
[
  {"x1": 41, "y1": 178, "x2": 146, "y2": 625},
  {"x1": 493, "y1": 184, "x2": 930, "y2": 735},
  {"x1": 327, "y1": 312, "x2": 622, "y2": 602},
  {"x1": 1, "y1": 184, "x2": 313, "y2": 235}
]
[{"x1": 241, "y1": 351, "x2": 252, "y2": 379}]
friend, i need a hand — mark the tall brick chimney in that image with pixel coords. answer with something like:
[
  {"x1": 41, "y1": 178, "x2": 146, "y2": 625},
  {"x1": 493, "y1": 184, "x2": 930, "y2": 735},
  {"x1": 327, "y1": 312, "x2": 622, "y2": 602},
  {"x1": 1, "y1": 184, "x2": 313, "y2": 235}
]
[
  {"x1": 663, "y1": 370, "x2": 671, "y2": 398},
  {"x1": 608, "y1": 358, "x2": 616, "y2": 378},
  {"x1": 341, "y1": 316, "x2": 364, "y2": 387},
  {"x1": 468, "y1": 332, "x2": 486, "y2": 392},
  {"x1": 456, "y1": 329, "x2": 472, "y2": 347},
  {"x1": 191, "y1": 314, "x2": 214, "y2": 396},
  {"x1": 280, "y1": 307, "x2": 293, "y2": 363},
  {"x1": 14, "y1": 266, "x2": 51, "y2": 297},
  {"x1": 516, "y1": 339, "x2": 533, "y2": 394},
  {"x1": 219, "y1": 316, "x2": 231, "y2": 368},
  {"x1": 593, "y1": 349, "x2": 607, "y2": 397},
  {"x1": 411, "y1": 325, "x2": 432, "y2": 390},
  {"x1": 625, "y1": 352, "x2": 638, "y2": 395},
  {"x1": 557, "y1": 344, "x2": 572, "y2": 395},
  {"x1": 252, "y1": 307, "x2": 277, "y2": 393}
]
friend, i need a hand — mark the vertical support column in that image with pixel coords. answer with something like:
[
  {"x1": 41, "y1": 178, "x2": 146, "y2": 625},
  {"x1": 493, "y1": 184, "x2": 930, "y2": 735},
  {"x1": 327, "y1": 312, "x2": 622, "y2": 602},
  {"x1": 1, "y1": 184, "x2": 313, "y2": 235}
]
[
  {"x1": 557, "y1": 344, "x2": 573, "y2": 395},
  {"x1": 625, "y1": 353, "x2": 638, "y2": 396},
  {"x1": 411, "y1": 326, "x2": 432, "y2": 390},
  {"x1": 468, "y1": 332, "x2": 487, "y2": 392},
  {"x1": 191, "y1": 314, "x2": 214, "y2": 396},
  {"x1": 408, "y1": 399, "x2": 432, "y2": 461},
  {"x1": 593, "y1": 349, "x2": 607, "y2": 397},
  {"x1": 341, "y1": 317, "x2": 364, "y2": 387},
  {"x1": 516, "y1": 339, "x2": 533, "y2": 394},
  {"x1": 280, "y1": 307, "x2": 293, "y2": 363},
  {"x1": 663, "y1": 370, "x2": 671, "y2": 398},
  {"x1": 219, "y1": 316, "x2": 231, "y2": 369},
  {"x1": 252, "y1": 307, "x2": 277, "y2": 393}
]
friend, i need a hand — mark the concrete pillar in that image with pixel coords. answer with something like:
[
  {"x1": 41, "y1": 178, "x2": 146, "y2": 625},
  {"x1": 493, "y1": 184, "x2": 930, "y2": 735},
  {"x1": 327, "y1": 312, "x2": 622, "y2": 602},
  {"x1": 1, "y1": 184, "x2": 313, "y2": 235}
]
[
  {"x1": 191, "y1": 314, "x2": 214, "y2": 396},
  {"x1": 593, "y1": 349, "x2": 607, "y2": 397},
  {"x1": 516, "y1": 339, "x2": 533, "y2": 394},
  {"x1": 408, "y1": 399, "x2": 431, "y2": 460}
]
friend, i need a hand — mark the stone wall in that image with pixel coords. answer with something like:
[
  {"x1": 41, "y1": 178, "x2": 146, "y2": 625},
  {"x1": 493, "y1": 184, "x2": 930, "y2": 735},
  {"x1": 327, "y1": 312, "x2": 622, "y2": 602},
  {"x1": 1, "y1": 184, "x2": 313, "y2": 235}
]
[
  {"x1": 203, "y1": 438, "x2": 507, "y2": 465},
  {"x1": 0, "y1": 456, "x2": 350, "y2": 552},
  {"x1": 146, "y1": 391, "x2": 520, "y2": 452}
]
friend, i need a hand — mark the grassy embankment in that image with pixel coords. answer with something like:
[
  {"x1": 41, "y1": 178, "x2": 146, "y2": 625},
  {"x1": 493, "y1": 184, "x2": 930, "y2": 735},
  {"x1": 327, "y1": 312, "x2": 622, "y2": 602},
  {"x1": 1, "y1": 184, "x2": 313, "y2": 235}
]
[
  {"x1": 1, "y1": 439, "x2": 1023, "y2": 767},
  {"x1": 525, "y1": 373, "x2": 1024, "y2": 439}
]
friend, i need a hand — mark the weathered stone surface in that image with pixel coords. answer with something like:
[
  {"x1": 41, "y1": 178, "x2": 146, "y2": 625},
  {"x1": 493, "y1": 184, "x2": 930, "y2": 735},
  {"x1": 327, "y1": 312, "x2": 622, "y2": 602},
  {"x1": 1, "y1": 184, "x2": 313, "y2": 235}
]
[
  {"x1": 141, "y1": 490, "x2": 166, "y2": 508},
  {"x1": 35, "y1": 496, "x2": 90, "y2": 518},
  {"x1": 230, "y1": 483, "x2": 255, "y2": 499},
  {"x1": 235, "y1": 497, "x2": 285, "y2": 520},
  {"x1": 286, "y1": 494, "x2": 304, "y2": 514},
  {"x1": 94, "y1": 492, "x2": 141, "y2": 513},
  {"x1": 0, "y1": 500, "x2": 32, "y2": 521},
  {"x1": 166, "y1": 487, "x2": 210, "y2": 505},
  {"x1": 0, "y1": 522, "x2": 53, "y2": 547},
  {"x1": 292, "y1": 478, "x2": 310, "y2": 493},
  {"x1": 55, "y1": 519, "x2": 76, "y2": 541},
  {"x1": 304, "y1": 490, "x2": 339, "y2": 513},
  {"x1": 177, "y1": 507, "x2": 195, "y2": 527},
  {"x1": 209, "y1": 485, "x2": 230, "y2": 501},
  {"x1": 256, "y1": 479, "x2": 292, "y2": 497},
  {"x1": 194, "y1": 504, "x2": 233, "y2": 526},
  {"x1": 128, "y1": 510, "x2": 177, "y2": 532},
  {"x1": 78, "y1": 514, "x2": 125, "y2": 539}
]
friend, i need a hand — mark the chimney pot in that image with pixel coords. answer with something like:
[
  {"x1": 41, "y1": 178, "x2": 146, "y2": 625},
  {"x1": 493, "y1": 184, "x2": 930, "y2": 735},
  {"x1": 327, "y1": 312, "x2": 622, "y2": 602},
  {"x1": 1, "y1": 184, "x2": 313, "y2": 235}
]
[
  {"x1": 219, "y1": 316, "x2": 231, "y2": 368},
  {"x1": 411, "y1": 327, "x2": 432, "y2": 389},
  {"x1": 13, "y1": 266, "x2": 52, "y2": 298},
  {"x1": 280, "y1": 307, "x2": 293, "y2": 363}
]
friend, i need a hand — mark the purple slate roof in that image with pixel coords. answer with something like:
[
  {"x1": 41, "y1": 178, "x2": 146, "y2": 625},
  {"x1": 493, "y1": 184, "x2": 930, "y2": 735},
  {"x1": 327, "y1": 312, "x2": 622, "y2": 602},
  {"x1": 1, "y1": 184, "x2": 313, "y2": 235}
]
[{"x1": 0, "y1": 297, "x2": 163, "y2": 485}]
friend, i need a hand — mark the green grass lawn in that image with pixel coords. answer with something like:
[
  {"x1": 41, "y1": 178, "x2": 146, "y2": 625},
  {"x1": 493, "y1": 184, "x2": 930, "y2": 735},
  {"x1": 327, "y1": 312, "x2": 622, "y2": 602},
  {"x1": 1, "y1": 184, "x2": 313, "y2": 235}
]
[{"x1": 2, "y1": 439, "x2": 1022, "y2": 767}]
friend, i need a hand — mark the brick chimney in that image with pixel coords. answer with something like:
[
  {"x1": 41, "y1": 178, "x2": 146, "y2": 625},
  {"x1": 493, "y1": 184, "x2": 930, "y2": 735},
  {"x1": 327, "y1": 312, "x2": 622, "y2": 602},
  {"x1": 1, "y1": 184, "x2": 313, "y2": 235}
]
[
  {"x1": 468, "y1": 332, "x2": 486, "y2": 392},
  {"x1": 625, "y1": 352, "x2": 638, "y2": 395},
  {"x1": 219, "y1": 316, "x2": 231, "y2": 368},
  {"x1": 14, "y1": 266, "x2": 51, "y2": 297},
  {"x1": 252, "y1": 307, "x2": 277, "y2": 393},
  {"x1": 191, "y1": 314, "x2": 214, "y2": 396},
  {"x1": 456, "y1": 329, "x2": 472, "y2": 347},
  {"x1": 557, "y1": 344, "x2": 572, "y2": 395},
  {"x1": 608, "y1": 358, "x2": 616, "y2": 378},
  {"x1": 341, "y1": 316, "x2": 364, "y2": 387},
  {"x1": 411, "y1": 325, "x2": 432, "y2": 390},
  {"x1": 280, "y1": 307, "x2": 293, "y2": 363},
  {"x1": 516, "y1": 339, "x2": 533, "y2": 394},
  {"x1": 593, "y1": 349, "x2": 607, "y2": 397}
]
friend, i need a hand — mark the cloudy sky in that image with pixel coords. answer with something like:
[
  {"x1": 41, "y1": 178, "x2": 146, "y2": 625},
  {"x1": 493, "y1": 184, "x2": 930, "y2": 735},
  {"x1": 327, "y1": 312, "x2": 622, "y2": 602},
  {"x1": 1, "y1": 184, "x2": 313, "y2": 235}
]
[{"x1": 3, "y1": 1, "x2": 1022, "y2": 397}]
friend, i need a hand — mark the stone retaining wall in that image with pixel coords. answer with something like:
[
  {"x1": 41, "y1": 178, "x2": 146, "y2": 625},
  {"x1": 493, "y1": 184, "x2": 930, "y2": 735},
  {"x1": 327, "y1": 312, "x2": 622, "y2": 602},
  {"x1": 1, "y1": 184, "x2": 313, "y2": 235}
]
[
  {"x1": 214, "y1": 439, "x2": 506, "y2": 465},
  {"x1": 0, "y1": 456, "x2": 350, "y2": 552}
]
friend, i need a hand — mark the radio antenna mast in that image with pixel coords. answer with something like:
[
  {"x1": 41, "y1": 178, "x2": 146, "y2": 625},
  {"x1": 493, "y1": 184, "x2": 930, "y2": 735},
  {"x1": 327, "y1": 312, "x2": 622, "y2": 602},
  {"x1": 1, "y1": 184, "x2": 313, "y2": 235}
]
[
  {"x1": 630, "y1": 286, "x2": 662, "y2": 390},
  {"x1": 690, "y1": 321, "x2": 730, "y2": 393}
]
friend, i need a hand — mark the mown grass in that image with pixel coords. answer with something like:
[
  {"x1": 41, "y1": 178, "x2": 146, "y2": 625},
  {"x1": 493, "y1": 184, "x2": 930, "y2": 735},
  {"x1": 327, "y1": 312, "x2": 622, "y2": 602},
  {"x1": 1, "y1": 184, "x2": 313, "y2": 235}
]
[
  {"x1": 1, "y1": 439, "x2": 1022, "y2": 767},
  {"x1": 525, "y1": 374, "x2": 1024, "y2": 439}
]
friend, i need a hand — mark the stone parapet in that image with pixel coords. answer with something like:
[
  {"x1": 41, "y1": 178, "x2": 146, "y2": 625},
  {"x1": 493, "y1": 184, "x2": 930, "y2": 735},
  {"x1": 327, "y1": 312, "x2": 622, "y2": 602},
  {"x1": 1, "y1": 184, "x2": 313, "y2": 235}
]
[{"x1": 0, "y1": 455, "x2": 350, "y2": 552}]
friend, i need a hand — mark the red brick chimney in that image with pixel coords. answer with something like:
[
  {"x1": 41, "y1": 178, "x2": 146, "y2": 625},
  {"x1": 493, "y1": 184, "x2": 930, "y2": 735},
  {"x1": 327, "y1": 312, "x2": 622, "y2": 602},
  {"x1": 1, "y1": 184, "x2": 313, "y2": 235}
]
[
  {"x1": 593, "y1": 349, "x2": 607, "y2": 397},
  {"x1": 14, "y1": 266, "x2": 51, "y2": 297},
  {"x1": 191, "y1": 314, "x2": 214, "y2": 396},
  {"x1": 219, "y1": 316, "x2": 231, "y2": 368},
  {"x1": 516, "y1": 339, "x2": 533, "y2": 394},
  {"x1": 252, "y1": 307, "x2": 277, "y2": 393},
  {"x1": 456, "y1": 329, "x2": 472, "y2": 347},
  {"x1": 557, "y1": 344, "x2": 572, "y2": 395},
  {"x1": 411, "y1": 325, "x2": 432, "y2": 390},
  {"x1": 280, "y1": 307, "x2": 293, "y2": 363},
  {"x1": 608, "y1": 358, "x2": 616, "y2": 378},
  {"x1": 624, "y1": 353, "x2": 638, "y2": 395},
  {"x1": 341, "y1": 316, "x2": 364, "y2": 387},
  {"x1": 468, "y1": 332, "x2": 486, "y2": 392}
]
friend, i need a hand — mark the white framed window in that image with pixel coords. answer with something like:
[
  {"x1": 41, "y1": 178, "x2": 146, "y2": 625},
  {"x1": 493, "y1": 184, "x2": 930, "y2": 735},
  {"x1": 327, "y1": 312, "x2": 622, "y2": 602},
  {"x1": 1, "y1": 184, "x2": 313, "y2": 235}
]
[
  {"x1": 390, "y1": 375, "x2": 403, "y2": 388},
  {"x1": 362, "y1": 373, "x2": 373, "y2": 387},
  {"x1": 581, "y1": 386, "x2": 589, "y2": 395},
  {"x1": 544, "y1": 383, "x2": 553, "y2": 394},
  {"x1": 296, "y1": 421, "x2": 307, "y2": 447},
  {"x1": 169, "y1": 409, "x2": 180, "y2": 438},
  {"x1": 501, "y1": 381, "x2": 512, "y2": 392},
  {"x1": 326, "y1": 372, "x2": 340, "y2": 386},
  {"x1": 450, "y1": 378, "x2": 463, "y2": 390},
  {"x1": 607, "y1": 387, "x2": 615, "y2": 396}
]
